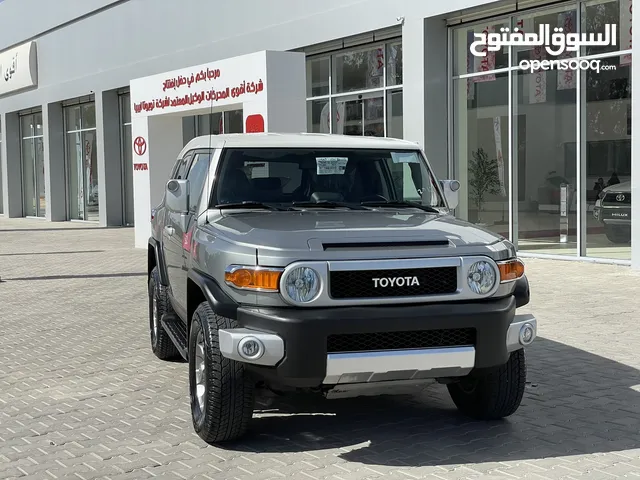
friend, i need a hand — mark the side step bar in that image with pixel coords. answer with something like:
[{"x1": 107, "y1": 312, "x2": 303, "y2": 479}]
[{"x1": 161, "y1": 313, "x2": 189, "y2": 360}]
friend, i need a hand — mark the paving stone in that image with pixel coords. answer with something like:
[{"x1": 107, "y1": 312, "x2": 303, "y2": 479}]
[{"x1": 2, "y1": 217, "x2": 640, "y2": 479}]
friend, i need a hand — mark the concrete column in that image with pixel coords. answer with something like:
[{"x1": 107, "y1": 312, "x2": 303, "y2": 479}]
[
  {"x1": 632, "y1": 5, "x2": 640, "y2": 270},
  {"x1": 96, "y1": 89, "x2": 124, "y2": 226},
  {"x1": 42, "y1": 102, "x2": 67, "y2": 221},
  {"x1": 402, "y1": 16, "x2": 449, "y2": 181},
  {"x1": 132, "y1": 114, "x2": 183, "y2": 248},
  {"x1": 1, "y1": 112, "x2": 23, "y2": 217},
  {"x1": 264, "y1": 51, "x2": 306, "y2": 133}
]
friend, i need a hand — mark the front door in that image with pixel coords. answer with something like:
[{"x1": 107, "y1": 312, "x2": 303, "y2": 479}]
[
  {"x1": 171, "y1": 150, "x2": 214, "y2": 309},
  {"x1": 162, "y1": 153, "x2": 193, "y2": 312}
]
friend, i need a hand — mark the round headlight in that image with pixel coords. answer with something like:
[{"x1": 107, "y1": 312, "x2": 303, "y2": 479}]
[
  {"x1": 467, "y1": 261, "x2": 497, "y2": 294},
  {"x1": 283, "y1": 267, "x2": 320, "y2": 303}
]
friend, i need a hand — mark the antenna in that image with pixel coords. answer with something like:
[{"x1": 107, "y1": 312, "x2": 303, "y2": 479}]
[{"x1": 206, "y1": 67, "x2": 214, "y2": 215}]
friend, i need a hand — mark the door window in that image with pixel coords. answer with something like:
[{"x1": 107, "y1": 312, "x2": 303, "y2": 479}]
[
  {"x1": 173, "y1": 153, "x2": 193, "y2": 179},
  {"x1": 186, "y1": 151, "x2": 213, "y2": 212}
]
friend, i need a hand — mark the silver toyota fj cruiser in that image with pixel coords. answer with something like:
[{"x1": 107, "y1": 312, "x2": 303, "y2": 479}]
[{"x1": 147, "y1": 133, "x2": 537, "y2": 444}]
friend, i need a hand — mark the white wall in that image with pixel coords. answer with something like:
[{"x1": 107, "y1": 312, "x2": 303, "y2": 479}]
[{"x1": 0, "y1": 0, "x2": 499, "y2": 113}]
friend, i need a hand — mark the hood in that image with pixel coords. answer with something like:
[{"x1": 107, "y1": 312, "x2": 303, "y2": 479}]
[
  {"x1": 206, "y1": 210, "x2": 505, "y2": 253},
  {"x1": 603, "y1": 180, "x2": 631, "y2": 193}
]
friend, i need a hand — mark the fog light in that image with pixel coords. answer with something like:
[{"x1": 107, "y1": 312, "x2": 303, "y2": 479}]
[
  {"x1": 237, "y1": 336, "x2": 265, "y2": 361},
  {"x1": 519, "y1": 323, "x2": 535, "y2": 346}
]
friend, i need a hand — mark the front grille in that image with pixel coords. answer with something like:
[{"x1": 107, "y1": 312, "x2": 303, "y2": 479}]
[
  {"x1": 327, "y1": 328, "x2": 476, "y2": 353},
  {"x1": 329, "y1": 267, "x2": 457, "y2": 299},
  {"x1": 603, "y1": 192, "x2": 631, "y2": 205}
]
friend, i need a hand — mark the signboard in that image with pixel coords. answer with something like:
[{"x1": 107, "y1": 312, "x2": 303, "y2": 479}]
[
  {"x1": 130, "y1": 51, "x2": 267, "y2": 118},
  {"x1": 0, "y1": 41, "x2": 38, "y2": 96}
]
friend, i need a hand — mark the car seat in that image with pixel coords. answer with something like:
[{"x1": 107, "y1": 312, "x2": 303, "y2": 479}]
[{"x1": 218, "y1": 168, "x2": 253, "y2": 204}]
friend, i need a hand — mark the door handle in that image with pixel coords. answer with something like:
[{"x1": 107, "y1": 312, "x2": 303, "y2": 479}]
[{"x1": 164, "y1": 226, "x2": 175, "y2": 236}]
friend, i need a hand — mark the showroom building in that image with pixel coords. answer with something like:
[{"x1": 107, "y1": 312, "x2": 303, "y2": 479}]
[{"x1": 0, "y1": 0, "x2": 637, "y2": 269}]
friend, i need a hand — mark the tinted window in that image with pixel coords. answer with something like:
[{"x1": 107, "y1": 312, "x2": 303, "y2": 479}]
[
  {"x1": 186, "y1": 152, "x2": 213, "y2": 212},
  {"x1": 211, "y1": 148, "x2": 444, "y2": 208}
]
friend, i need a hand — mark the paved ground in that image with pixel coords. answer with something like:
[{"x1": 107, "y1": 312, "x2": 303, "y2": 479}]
[{"x1": 1, "y1": 217, "x2": 640, "y2": 480}]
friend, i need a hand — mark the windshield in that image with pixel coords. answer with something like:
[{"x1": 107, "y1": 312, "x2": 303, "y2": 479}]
[{"x1": 210, "y1": 148, "x2": 446, "y2": 209}]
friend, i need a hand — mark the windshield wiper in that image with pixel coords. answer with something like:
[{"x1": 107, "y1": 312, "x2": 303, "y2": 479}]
[
  {"x1": 291, "y1": 201, "x2": 368, "y2": 211},
  {"x1": 360, "y1": 200, "x2": 441, "y2": 214},
  {"x1": 215, "y1": 201, "x2": 289, "y2": 211}
]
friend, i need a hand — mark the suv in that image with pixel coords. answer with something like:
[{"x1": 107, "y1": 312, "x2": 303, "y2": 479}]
[
  {"x1": 593, "y1": 180, "x2": 631, "y2": 244},
  {"x1": 148, "y1": 133, "x2": 537, "y2": 444}
]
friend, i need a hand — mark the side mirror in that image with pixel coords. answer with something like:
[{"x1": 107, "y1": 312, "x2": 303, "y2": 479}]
[
  {"x1": 166, "y1": 179, "x2": 190, "y2": 213},
  {"x1": 439, "y1": 179, "x2": 461, "y2": 210}
]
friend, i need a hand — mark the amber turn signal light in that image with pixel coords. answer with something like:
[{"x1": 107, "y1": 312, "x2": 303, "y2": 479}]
[
  {"x1": 497, "y1": 259, "x2": 525, "y2": 283},
  {"x1": 224, "y1": 266, "x2": 282, "y2": 291}
]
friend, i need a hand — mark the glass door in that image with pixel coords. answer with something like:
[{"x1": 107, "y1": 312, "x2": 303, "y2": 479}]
[
  {"x1": 20, "y1": 113, "x2": 45, "y2": 218},
  {"x1": 332, "y1": 91, "x2": 384, "y2": 136},
  {"x1": 119, "y1": 93, "x2": 134, "y2": 226},
  {"x1": 65, "y1": 103, "x2": 98, "y2": 221}
]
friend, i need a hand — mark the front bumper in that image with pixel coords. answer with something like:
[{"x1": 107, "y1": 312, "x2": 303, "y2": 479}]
[{"x1": 217, "y1": 295, "x2": 537, "y2": 388}]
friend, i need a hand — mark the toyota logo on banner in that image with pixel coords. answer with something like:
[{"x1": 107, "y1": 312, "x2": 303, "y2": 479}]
[{"x1": 134, "y1": 136, "x2": 147, "y2": 156}]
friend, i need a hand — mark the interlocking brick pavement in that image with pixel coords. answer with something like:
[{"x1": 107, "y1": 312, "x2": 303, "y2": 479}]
[{"x1": 1, "y1": 216, "x2": 640, "y2": 479}]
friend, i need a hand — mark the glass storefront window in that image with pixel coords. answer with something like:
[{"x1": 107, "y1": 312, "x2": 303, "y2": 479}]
[
  {"x1": 224, "y1": 110, "x2": 243, "y2": 133},
  {"x1": 512, "y1": 5, "x2": 578, "y2": 66},
  {"x1": 82, "y1": 103, "x2": 97, "y2": 129},
  {"x1": 306, "y1": 57, "x2": 330, "y2": 97},
  {"x1": 65, "y1": 105, "x2": 82, "y2": 132},
  {"x1": 333, "y1": 45, "x2": 386, "y2": 93},
  {"x1": 307, "y1": 99, "x2": 330, "y2": 133},
  {"x1": 585, "y1": 56, "x2": 631, "y2": 259},
  {"x1": 387, "y1": 42, "x2": 403, "y2": 86},
  {"x1": 582, "y1": 0, "x2": 629, "y2": 57},
  {"x1": 21, "y1": 136, "x2": 36, "y2": 217},
  {"x1": 306, "y1": 39, "x2": 403, "y2": 138},
  {"x1": 20, "y1": 113, "x2": 45, "y2": 218},
  {"x1": 195, "y1": 110, "x2": 243, "y2": 135},
  {"x1": 453, "y1": 19, "x2": 510, "y2": 76},
  {"x1": 451, "y1": 0, "x2": 632, "y2": 262},
  {"x1": 453, "y1": 73, "x2": 510, "y2": 232},
  {"x1": 197, "y1": 112, "x2": 223, "y2": 135},
  {"x1": 332, "y1": 93, "x2": 384, "y2": 136},
  {"x1": 65, "y1": 102, "x2": 98, "y2": 221},
  {"x1": 120, "y1": 93, "x2": 134, "y2": 226},
  {"x1": 387, "y1": 89, "x2": 403, "y2": 139},
  {"x1": 514, "y1": 67, "x2": 577, "y2": 255}
]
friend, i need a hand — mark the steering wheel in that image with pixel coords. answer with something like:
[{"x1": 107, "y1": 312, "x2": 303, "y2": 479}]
[{"x1": 360, "y1": 194, "x2": 388, "y2": 203}]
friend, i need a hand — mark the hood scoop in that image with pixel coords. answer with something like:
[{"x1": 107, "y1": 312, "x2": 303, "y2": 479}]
[{"x1": 319, "y1": 239, "x2": 451, "y2": 251}]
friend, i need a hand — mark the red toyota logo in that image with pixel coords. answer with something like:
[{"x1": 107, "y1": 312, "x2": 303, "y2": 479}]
[{"x1": 134, "y1": 136, "x2": 147, "y2": 156}]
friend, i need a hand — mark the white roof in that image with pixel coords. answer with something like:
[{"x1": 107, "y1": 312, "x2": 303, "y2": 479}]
[{"x1": 177, "y1": 133, "x2": 421, "y2": 158}]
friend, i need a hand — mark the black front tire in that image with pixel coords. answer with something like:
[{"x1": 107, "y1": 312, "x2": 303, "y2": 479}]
[
  {"x1": 148, "y1": 267, "x2": 181, "y2": 361},
  {"x1": 447, "y1": 349, "x2": 526, "y2": 420},
  {"x1": 188, "y1": 302, "x2": 255, "y2": 444}
]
